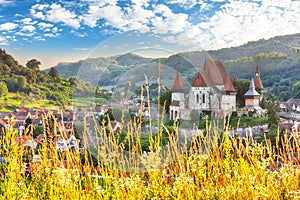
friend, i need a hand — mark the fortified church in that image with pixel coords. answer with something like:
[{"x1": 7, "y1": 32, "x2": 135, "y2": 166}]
[{"x1": 169, "y1": 58, "x2": 264, "y2": 120}]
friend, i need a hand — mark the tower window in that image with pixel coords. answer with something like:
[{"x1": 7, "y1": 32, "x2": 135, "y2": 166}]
[
  {"x1": 196, "y1": 94, "x2": 199, "y2": 103},
  {"x1": 203, "y1": 93, "x2": 205, "y2": 103}
]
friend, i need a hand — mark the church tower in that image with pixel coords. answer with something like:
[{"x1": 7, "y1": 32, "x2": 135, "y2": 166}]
[
  {"x1": 253, "y1": 64, "x2": 264, "y2": 99},
  {"x1": 244, "y1": 78, "x2": 262, "y2": 111},
  {"x1": 188, "y1": 72, "x2": 211, "y2": 111},
  {"x1": 170, "y1": 72, "x2": 185, "y2": 120}
]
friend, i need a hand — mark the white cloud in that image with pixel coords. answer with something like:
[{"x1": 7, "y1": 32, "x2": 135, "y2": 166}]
[
  {"x1": 190, "y1": 0, "x2": 300, "y2": 50},
  {"x1": 0, "y1": 0, "x2": 13, "y2": 5},
  {"x1": 210, "y1": 0, "x2": 226, "y2": 2},
  {"x1": 47, "y1": 3, "x2": 81, "y2": 28},
  {"x1": 15, "y1": 31, "x2": 35, "y2": 37},
  {"x1": 38, "y1": 22, "x2": 53, "y2": 29},
  {"x1": 0, "y1": 36, "x2": 8, "y2": 45},
  {"x1": 23, "y1": 0, "x2": 300, "y2": 51},
  {"x1": 152, "y1": 4, "x2": 191, "y2": 34},
  {"x1": 34, "y1": 36, "x2": 45, "y2": 41},
  {"x1": 31, "y1": 3, "x2": 81, "y2": 29},
  {"x1": 82, "y1": 1, "x2": 129, "y2": 30},
  {"x1": 0, "y1": 22, "x2": 17, "y2": 31},
  {"x1": 20, "y1": 18, "x2": 37, "y2": 25},
  {"x1": 74, "y1": 47, "x2": 89, "y2": 51},
  {"x1": 168, "y1": 0, "x2": 200, "y2": 9},
  {"x1": 44, "y1": 33, "x2": 59, "y2": 38},
  {"x1": 21, "y1": 25, "x2": 35, "y2": 32},
  {"x1": 30, "y1": 4, "x2": 48, "y2": 19},
  {"x1": 52, "y1": 27, "x2": 59, "y2": 33}
]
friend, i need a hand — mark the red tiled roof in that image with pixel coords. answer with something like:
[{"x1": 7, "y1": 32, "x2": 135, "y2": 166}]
[
  {"x1": 203, "y1": 58, "x2": 223, "y2": 85},
  {"x1": 16, "y1": 108, "x2": 27, "y2": 113},
  {"x1": 192, "y1": 72, "x2": 207, "y2": 87},
  {"x1": 256, "y1": 64, "x2": 260, "y2": 73},
  {"x1": 171, "y1": 72, "x2": 184, "y2": 93},
  {"x1": 214, "y1": 59, "x2": 230, "y2": 83},
  {"x1": 0, "y1": 119, "x2": 6, "y2": 126},
  {"x1": 254, "y1": 76, "x2": 264, "y2": 90},
  {"x1": 192, "y1": 58, "x2": 234, "y2": 91},
  {"x1": 224, "y1": 76, "x2": 236, "y2": 92}
]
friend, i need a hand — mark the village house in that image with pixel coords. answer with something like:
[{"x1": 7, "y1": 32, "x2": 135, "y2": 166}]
[{"x1": 280, "y1": 99, "x2": 300, "y2": 112}]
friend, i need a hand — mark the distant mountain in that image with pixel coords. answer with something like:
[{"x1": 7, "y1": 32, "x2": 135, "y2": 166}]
[
  {"x1": 54, "y1": 53, "x2": 151, "y2": 85},
  {"x1": 52, "y1": 33, "x2": 300, "y2": 101}
]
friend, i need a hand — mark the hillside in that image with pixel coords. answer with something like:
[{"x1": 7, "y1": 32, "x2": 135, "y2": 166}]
[
  {"x1": 0, "y1": 49, "x2": 96, "y2": 112},
  {"x1": 53, "y1": 33, "x2": 300, "y2": 101}
]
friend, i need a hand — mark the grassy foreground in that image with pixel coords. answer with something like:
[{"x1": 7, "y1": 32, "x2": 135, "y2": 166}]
[{"x1": 0, "y1": 114, "x2": 300, "y2": 200}]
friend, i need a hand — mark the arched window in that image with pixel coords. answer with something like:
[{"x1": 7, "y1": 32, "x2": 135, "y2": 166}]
[
  {"x1": 171, "y1": 110, "x2": 174, "y2": 120},
  {"x1": 203, "y1": 93, "x2": 205, "y2": 103},
  {"x1": 175, "y1": 111, "x2": 178, "y2": 118},
  {"x1": 196, "y1": 94, "x2": 199, "y2": 103}
]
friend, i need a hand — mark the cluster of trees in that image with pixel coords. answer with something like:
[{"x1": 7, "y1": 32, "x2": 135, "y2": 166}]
[{"x1": 0, "y1": 49, "x2": 95, "y2": 107}]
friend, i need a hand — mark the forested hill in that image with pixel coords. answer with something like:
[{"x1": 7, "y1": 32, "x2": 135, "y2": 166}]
[
  {"x1": 0, "y1": 49, "x2": 94, "y2": 111},
  {"x1": 54, "y1": 33, "x2": 300, "y2": 101}
]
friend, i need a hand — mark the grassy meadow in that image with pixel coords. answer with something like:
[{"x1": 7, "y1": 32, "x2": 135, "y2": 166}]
[
  {"x1": 0, "y1": 93, "x2": 58, "y2": 113},
  {"x1": 0, "y1": 112, "x2": 300, "y2": 200}
]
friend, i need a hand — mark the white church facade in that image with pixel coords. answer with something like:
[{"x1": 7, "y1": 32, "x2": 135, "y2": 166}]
[{"x1": 170, "y1": 58, "x2": 237, "y2": 120}]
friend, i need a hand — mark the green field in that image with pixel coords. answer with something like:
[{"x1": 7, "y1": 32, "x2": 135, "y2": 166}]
[{"x1": 0, "y1": 93, "x2": 58, "y2": 112}]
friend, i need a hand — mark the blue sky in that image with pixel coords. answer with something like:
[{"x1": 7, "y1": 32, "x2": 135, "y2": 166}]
[{"x1": 0, "y1": 0, "x2": 300, "y2": 69}]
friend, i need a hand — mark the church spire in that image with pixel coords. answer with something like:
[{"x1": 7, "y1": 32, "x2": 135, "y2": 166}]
[
  {"x1": 253, "y1": 64, "x2": 264, "y2": 91},
  {"x1": 255, "y1": 64, "x2": 260, "y2": 76},
  {"x1": 171, "y1": 72, "x2": 184, "y2": 93},
  {"x1": 244, "y1": 78, "x2": 260, "y2": 97}
]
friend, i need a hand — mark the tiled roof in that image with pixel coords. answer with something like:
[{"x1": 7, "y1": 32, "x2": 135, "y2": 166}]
[
  {"x1": 0, "y1": 119, "x2": 6, "y2": 126},
  {"x1": 256, "y1": 64, "x2": 260, "y2": 73},
  {"x1": 171, "y1": 72, "x2": 184, "y2": 93},
  {"x1": 224, "y1": 76, "x2": 236, "y2": 92},
  {"x1": 244, "y1": 78, "x2": 260, "y2": 97},
  {"x1": 191, "y1": 58, "x2": 235, "y2": 94},
  {"x1": 203, "y1": 58, "x2": 224, "y2": 85},
  {"x1": 192, "y1": 72, "x2": 207, "y2": 87},
  {"x1": 254, "y1": 76, "x2": 264, "y2": 90},
  {"x1": 214, "y1": 59, "x2": 230, "y2": 83},
  {"x1": 254, "y1": 64, "x2": 264, "y2": 90},
  {"x1": 286, "y1": 99, "x2": 300, "y2": 105}
]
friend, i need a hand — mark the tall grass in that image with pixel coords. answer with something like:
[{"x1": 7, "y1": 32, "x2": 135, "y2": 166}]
[
  {"x1": 0, "y1": 112, "x2": 300, "y2": 199},
  {"x1": 1, "y1": 73, "x2": 300, "y2": 199}
]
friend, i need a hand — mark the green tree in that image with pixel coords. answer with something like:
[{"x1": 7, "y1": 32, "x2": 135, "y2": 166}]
[
  {"x1": 0, "y1": 81, "x2": 8, "y2": 97},
  {"x1": 33, "y1": 125, "x2": 44, "y2": 138},
  {"x1": 25, "y1": 69, "x2": 37, "y2": 84},
  {"x1": 25, "y1": 117, "x2": 34, "y2": 135},
  {"x1": 159, "y1": 90, "x2": 171, "y2": 113},
  {"x1": 16, "y1": 75, "x2": 27, "y2": 90},
  {"x1": 292, "y1": 81, "x2": 300, "y2": 98},
  {"x1": 48, "y1": 67, "x2": 59, "y2": 78},
  {"x1": 0, "y1": 64, "x2": 11, "y2": 76},
  {"x1": 233, "y1": 81, "x2": 249, "y2": 108},
  {"x1": 26, "y1": 59, "x2": 41, "y2": 70},
  {"x1": 265, "y1": 89, "x2": 280, "y2": 138}
]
